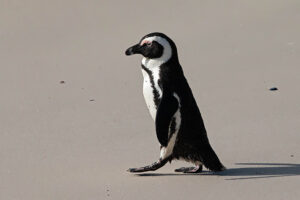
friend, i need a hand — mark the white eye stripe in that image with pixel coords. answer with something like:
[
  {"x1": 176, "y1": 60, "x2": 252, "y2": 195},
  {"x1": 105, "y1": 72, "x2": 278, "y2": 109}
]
[{"x1": 141, "y1": 36, "x2": 172, "y2": 68}]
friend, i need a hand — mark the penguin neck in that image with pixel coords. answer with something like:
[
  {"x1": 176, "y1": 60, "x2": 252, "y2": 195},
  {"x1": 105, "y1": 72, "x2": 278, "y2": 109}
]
[
  {"x1": 142, "y1": 58, "x2": 183, "y2": 82},
  {"x1": 141, "y1": 56, "x2": 179, "y2": 69},
  {"x1": 142, "y1": 57, "x2": 162, "y2": 70}
]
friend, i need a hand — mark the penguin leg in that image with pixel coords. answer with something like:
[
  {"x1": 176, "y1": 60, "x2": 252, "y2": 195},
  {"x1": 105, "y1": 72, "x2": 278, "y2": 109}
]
[
  {"x1": 174, "y1": 165, "x2": 203, "y2": 173},
  {"x1": 127, "y1": 157, "x2": 170, "y2": 173}
]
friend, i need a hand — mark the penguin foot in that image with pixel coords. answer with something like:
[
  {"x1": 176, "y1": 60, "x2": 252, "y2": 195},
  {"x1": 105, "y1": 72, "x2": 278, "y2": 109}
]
[
  {"x1": 174, "y1": 165, "x2": 203, "y2": 173},
  {"x1": 127, "y1": 158, "x2": 170, "y2": 173},
  {"x1": 127, "y1": 161, "x2": 159, "y2": 173}
]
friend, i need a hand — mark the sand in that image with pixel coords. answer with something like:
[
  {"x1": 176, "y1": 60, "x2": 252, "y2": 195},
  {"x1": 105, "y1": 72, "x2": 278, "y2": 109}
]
[{"x1": 0, "y1": 0, "x2": 299, "y2": 199}]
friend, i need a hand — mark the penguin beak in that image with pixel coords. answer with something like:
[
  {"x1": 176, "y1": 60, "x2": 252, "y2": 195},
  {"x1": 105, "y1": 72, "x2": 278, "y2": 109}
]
[{"x1": 125, "y1": 44, "x2": 141, "y2": 56}]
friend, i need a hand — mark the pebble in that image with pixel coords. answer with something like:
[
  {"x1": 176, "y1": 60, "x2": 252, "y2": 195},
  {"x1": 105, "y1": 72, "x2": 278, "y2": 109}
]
[{"x1": 269, "y1": 87, "x2": 278, "y2": 91}]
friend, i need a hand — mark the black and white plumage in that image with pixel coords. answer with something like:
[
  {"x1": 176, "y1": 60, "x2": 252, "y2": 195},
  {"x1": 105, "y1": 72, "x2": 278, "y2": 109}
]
[{"x1": 125, "y1": 32, "x2": 225, "y2": 173}]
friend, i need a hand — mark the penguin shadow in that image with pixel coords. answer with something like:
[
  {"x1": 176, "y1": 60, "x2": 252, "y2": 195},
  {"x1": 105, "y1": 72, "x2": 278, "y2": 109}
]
[{"x1": 136, "y1": 163, "x2": 300, "y2": 180}]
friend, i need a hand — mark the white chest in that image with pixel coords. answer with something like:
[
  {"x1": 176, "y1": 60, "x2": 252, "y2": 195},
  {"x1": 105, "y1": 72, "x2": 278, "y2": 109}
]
[{"x1": 141, "y1": 66, "x2": 162, "y2": 120}]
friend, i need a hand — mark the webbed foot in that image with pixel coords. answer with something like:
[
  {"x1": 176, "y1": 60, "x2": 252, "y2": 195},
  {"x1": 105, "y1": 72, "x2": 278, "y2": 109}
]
[
  {"x1": 174, "y1": 165, "x2": 203, "y2": 173},
  {"x1": 127, "y1": 157, "x2": 170, "y2": 173}
]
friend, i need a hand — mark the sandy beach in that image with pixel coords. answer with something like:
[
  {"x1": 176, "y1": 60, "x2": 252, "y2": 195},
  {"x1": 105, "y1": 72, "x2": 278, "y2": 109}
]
[{"x1": 0, "y1": 0, "x2": 299, "y2": 199}]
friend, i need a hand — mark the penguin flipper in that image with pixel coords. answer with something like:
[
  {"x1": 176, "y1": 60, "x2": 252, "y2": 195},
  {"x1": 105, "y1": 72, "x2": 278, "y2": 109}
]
[{"x1": 155, "y1": 93, "x2": 179, "y2": 147}]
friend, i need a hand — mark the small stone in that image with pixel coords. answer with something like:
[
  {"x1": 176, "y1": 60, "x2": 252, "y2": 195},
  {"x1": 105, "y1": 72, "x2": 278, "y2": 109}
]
[
  {"x1": 60, "y1": 81, "x2": 65, "y2": 84},
  {"x1": 269, "y1": 87, "x2": 278, "y2": 91},
  {"x1": 89, "y1": 99, "x2": 95, "y2": 102},
  {"x1": 291, "y1": 155, "x2": 294, "y2": 157}
]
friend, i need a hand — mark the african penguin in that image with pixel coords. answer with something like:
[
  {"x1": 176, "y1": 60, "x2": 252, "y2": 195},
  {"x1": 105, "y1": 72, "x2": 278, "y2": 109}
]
[{"x1": 125, "y1": 32, "x2": 225, "y2": 173}]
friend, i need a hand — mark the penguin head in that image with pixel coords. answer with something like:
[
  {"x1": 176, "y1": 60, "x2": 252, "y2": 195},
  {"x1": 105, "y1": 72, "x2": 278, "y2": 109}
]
[{"x1": 125, "y1": 32, "x2": 178, "y2": 64}]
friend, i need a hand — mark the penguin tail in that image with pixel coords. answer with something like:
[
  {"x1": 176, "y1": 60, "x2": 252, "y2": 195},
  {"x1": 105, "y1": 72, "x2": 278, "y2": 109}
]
[{"x1": 201, "y1": 144, "x2": 226, "y2": 172}]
